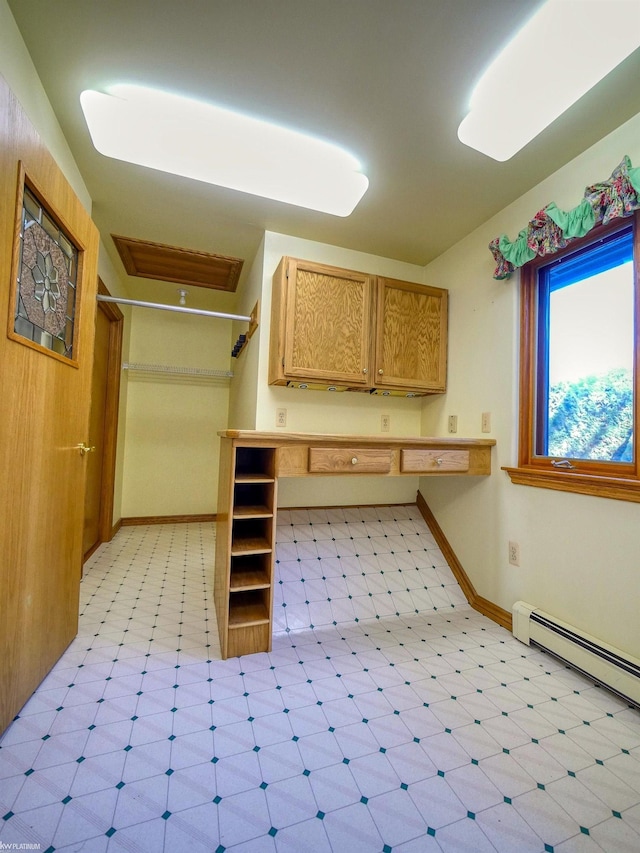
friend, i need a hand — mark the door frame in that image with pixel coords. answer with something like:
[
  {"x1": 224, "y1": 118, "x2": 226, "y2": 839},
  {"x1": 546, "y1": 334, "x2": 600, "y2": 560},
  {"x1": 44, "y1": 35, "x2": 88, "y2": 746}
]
[{"x1": 84, "y1": 277, "x2": 123, "y2": 558}]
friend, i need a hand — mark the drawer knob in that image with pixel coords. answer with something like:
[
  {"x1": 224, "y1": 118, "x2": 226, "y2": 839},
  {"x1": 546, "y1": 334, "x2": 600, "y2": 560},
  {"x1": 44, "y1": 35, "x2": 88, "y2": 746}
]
[
  {"x1": 436, "y1": 457, "x2": 443, "y2": 465},
  {"x1": 351, "y1": 457, "x2": 358, "y2": 465}
]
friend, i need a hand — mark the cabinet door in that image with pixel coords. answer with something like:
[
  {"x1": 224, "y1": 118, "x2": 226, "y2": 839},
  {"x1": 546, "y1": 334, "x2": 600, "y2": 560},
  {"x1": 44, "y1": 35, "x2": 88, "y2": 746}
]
[
  {"x1": 374, "y1": 278, "x2": 447, "y2": 392},
  {"x1": 282, "y1": 259, "x2": 374, "y2": 386}
]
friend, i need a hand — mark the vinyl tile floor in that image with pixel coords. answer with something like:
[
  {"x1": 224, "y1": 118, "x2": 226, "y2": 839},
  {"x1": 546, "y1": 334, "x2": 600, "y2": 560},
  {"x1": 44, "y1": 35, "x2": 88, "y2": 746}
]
[{"x1": 1, "y1": 507, "x2": 639, "y2": 853}]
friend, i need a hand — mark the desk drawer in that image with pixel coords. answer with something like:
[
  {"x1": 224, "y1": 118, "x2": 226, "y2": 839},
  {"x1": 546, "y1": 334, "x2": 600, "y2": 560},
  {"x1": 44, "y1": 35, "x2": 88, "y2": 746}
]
[
  {"x1": 308, "y1": 447, "x2": 392, "y2": 474},
  {"x1": 400, "y1": 449, "x2": 469, "y2": 473}
]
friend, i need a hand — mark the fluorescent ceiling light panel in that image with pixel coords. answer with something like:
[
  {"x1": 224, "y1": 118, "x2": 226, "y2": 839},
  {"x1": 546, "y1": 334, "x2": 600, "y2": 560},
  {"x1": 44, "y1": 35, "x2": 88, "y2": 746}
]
[
  {"x1": 457, "y1": 0, "x2": 640, "y2": 161},
  {"x1": 80, "y1": 84, "x2": 368, "y2": 216}
]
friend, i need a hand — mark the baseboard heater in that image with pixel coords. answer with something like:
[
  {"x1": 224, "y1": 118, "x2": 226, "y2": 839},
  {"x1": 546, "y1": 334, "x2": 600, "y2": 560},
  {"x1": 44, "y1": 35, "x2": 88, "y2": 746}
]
[{"x1": 512, "y1": 601, "x2": 640, "y2": 708}]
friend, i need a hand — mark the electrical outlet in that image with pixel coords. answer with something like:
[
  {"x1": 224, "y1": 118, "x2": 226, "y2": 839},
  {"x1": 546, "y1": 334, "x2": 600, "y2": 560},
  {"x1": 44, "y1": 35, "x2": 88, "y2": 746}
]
[
  {"x1": 508, "y1": 540, "x2": 520, "y2": 566},
  {"x1": 381, "y1": 413, "x2": 390, "y2": 432},
  {"x1": 481, "y1": 411, "x2": 491, "y2": 433},
  {"x1": 276, "y1": 408, "x2": 287, "y2": 428},
  {"x1": 448, "y1": 415, "x2": 458, "y2": 434}
]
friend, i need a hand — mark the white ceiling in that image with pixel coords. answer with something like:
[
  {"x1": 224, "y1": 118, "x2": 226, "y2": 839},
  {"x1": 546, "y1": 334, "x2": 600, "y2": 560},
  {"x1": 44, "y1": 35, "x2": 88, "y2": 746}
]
[{"x1": 9, "y1": 0, "x2": 640, "y2": 302}]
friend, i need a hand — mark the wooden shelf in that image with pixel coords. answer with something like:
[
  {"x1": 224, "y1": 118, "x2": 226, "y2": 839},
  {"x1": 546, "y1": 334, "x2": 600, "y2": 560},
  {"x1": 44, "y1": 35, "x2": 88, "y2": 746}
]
[
  {"x1": 230, "y1": 567, "x2": 270, "y2": 591},
  {"x1": 216, "y1": 443, "x2": 278, "y2": 659},
  {"x1": 228, "y1": 598, "x2": 270, "y2": 627},
  {"x1": 235, "y1": 447, "x2": 276, "y2": 481},
  {"x1": 228, "y1": 452, "x2": 275, "y2": 647},
  {"x1": 234, "y1": 473, "x2": 275, "y2": 484},
  {"x1": 231, "y1": 536, "x2": 272, "y2": 555},
  {"x1": 233, "y1": 504, "x2": 272, "y2": 518}
]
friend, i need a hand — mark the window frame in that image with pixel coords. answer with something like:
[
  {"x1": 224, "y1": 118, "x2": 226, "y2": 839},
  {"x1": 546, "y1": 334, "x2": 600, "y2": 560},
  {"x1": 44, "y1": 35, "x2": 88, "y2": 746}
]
[
  {"x1": 8, "y1": 164, "x2": 85, "y2": 368},
  {"x1": 504, "y1": 209, "x2": 640, "y2": 502}
]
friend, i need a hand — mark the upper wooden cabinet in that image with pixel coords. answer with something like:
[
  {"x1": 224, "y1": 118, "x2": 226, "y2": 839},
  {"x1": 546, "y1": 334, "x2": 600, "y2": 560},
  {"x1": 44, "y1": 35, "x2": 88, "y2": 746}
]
[
  {"x1": 374, "y1": 277, "x2": 447, "y2": 393},
  {"x1": 269, "y1": 257, "x2": 374, "y2": 388},
  {"x1": 269, "y1": 257, "x2": 448, "y2": 395}
]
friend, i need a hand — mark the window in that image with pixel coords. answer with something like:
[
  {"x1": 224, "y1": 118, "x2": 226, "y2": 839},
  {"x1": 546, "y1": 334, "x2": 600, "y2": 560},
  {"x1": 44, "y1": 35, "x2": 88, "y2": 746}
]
[
  {"x1": 11, "y1": 181, "x2": 79, "y2": 362},
  {"x1": 506, "y1": 210, "x2": 640, "y2": 501}
]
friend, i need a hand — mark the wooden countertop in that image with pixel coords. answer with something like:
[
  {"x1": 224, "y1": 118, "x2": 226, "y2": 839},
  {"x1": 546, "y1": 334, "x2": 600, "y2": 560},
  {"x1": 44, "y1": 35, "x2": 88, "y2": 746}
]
[
  {"x1": 218, "y1": 431, "x2": 496, "y2": 477},
  {"x1": 218, "y1": 430, "x2": 496, "y2": 447}
]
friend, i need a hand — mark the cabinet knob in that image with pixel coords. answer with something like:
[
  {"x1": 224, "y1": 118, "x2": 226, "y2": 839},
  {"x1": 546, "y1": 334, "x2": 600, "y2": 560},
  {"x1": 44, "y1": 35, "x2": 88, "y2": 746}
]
[
  {"x1": 435, "y1": 457, "x2": 443, "y2": 466},
  {"x1": 378, "y1": 368, "x2": 383, "y2": 375},
  {"x1": 351, "y1": 457, "x2": 358, "y2": 465},
  {"x1": 362, "y1": 368, "x2": 368, "y2": 374}
]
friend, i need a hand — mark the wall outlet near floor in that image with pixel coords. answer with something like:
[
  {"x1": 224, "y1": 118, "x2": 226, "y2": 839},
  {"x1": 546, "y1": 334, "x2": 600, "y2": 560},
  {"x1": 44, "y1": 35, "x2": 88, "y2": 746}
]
[
  {"x1": 481, "y1": 411, "x2": 491, "y2": 433},
  {"x1": 276, "y1": 408, "x2": 287, "y2": 428},
  {"x1": 448, "y1": 414, "x2": 458, "y2": 434},
  {"x1": 381, "y1": 413, "x2": 390, "y2": 432},
  {"x1": 508, "y1": 540, "x2": 520, "y2": 566}
]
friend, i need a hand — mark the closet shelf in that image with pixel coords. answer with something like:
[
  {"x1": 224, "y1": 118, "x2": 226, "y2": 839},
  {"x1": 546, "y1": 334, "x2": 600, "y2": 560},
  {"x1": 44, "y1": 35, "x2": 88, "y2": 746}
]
[{"x1": 123, "y1": 362, "x2": 233, "y2": 378}]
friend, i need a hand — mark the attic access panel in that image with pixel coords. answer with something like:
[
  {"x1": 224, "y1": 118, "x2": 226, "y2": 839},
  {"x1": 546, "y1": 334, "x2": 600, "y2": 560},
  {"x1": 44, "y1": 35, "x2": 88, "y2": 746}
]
[{"x1": 111, "y1": 234, "x2": 243, "y2": 292}]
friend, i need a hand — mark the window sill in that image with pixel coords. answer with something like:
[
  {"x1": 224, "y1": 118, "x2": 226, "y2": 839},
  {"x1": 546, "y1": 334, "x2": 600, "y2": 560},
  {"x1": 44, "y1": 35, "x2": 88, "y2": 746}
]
[{"x1": 503, "y1": 466, "x2": 640, "y2": 503}]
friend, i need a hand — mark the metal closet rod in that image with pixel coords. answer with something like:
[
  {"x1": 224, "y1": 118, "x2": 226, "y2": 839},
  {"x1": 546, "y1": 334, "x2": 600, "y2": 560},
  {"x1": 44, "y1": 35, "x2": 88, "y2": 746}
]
[{"x1": 96, "y1": 294, "x2": 252, "y2": 323}]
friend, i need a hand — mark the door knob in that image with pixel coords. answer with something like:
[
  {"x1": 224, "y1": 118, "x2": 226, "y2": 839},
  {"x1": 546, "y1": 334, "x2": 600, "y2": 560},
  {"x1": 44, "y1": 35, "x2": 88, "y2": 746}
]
[{"x1": 76, "y1": 443, "x2": 96, "y2": 456}]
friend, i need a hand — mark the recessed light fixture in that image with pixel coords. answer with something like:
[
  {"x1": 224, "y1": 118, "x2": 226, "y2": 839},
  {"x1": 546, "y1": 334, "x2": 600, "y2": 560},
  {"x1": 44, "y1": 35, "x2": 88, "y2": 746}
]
[
  {"x1": 457, "y1": 0, "x2": 640, "y2": 161},
  {"x1": 80, "y1": 84, "x2": 369, "y2": 216}
]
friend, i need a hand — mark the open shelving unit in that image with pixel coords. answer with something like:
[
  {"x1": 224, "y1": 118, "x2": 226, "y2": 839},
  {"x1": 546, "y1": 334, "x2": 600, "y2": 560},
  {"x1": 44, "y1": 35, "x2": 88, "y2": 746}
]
[
  {"x1": 214, "y1": 430, "x2": 495, "y2": 660},
  {"x1": 215, "y1": 442, "x2": 277, "y2": 658}
]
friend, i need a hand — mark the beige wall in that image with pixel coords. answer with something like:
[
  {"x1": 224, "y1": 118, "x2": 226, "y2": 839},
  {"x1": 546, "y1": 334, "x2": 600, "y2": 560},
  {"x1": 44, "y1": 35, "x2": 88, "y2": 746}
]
[
  {"x1": 0, "y1": 1, "x2": 90, "y2": 211},
  {"x1": 120, "y1": 306, "x2": 232, "y2": 517},
  {"x1": 227, "y1": 237, "x2": 265, "y2": 430},
  {"x1": 419, "y1": 111, "x2": 640, "y2": 659}
]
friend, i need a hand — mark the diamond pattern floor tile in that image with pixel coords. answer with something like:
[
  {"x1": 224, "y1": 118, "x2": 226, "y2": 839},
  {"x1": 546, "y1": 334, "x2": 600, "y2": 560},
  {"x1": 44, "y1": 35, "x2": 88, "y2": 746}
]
[{"x1": 0, "y1": 512, "x2": 639, "y2": 852}]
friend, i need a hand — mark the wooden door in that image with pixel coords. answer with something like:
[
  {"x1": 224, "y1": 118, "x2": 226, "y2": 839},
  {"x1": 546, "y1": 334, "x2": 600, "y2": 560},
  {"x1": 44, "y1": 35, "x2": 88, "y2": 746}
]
[
  {"x1": 0, "y1": 76, "x2": 99, "y2": 735},
  {"x1": 281, "y1": 258, "x2": 373, "y2": 386},
  {"x1": 83, "y1": 282, "x2": 122, "y2": 560},
  {"x1": 374, "y1": 277, "x2": 448, "y2": 393}
]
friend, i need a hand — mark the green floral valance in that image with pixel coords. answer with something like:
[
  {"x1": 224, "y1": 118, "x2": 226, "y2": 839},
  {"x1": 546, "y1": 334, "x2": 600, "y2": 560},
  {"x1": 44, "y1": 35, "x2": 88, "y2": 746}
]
[{"x1": 489, "y1": 156, "x2": 640, "y2": 279}]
